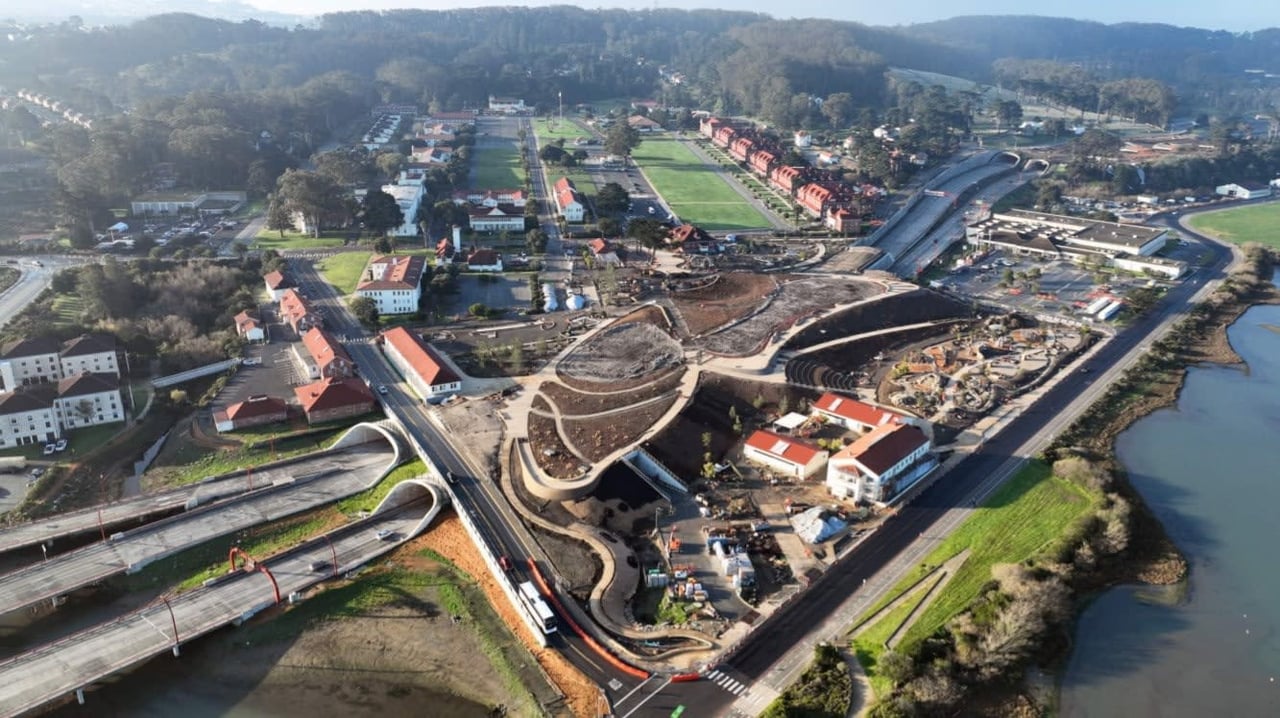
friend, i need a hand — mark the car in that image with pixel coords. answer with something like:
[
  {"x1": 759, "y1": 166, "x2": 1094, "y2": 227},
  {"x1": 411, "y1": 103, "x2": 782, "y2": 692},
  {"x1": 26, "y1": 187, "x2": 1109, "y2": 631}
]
[
  {"x1": 29, "y1": 467, "x2": 44, "y2": 478},
  {"x1": 377, "y1": 385, "x2": 388, "y2": 395},
  {"x1": 54, "y1": 438, "x2": 67, "y2": 452},
  {"x1": 375, "y1": 529, "x2": 396, "y2": 541},
  {"x1": 445, "y1": 470, "x2": 456, "y2": 484},
  {"x1": 42, "y1": 444, "x2": 56, "y2": 456},
  {"x1": 240, "y1": 357, "x2": 261, "y2": 366},
  {"x1": 310, "y1": 560, "x2": 330, "y2": 572}
]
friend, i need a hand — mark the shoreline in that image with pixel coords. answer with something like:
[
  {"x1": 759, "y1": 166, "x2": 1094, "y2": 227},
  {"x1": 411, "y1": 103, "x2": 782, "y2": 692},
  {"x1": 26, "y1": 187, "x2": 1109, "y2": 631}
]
[{"x1": 1038, "y1": 243, "x2": 1280, "y2": 709}]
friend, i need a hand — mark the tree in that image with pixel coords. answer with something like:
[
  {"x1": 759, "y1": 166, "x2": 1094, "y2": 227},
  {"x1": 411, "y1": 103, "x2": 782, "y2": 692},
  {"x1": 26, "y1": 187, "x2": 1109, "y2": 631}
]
[
  {"x1": 878, "y1": 650, "x2": 916, "y2": 686},
  {"x1": 604, "y1": 121, "x2": 641, "y2": 157},
  {"x1": 539, "y1": 144, "x2": 568, "y2": 164},
  {"x1": 361, "y1": 189, "x2": 406, "y2": 237},
  {"x1": 526, "y1": 228, "x2": 548, "y2": 254},
  {"x1": 821, "y1": 92, "x2": 855, "y2": 129},
  {"x1": 350, "y1": 296, "x2": 379, "y2": 327},
  {"x1": 469, "y1": 302, "x2": 490, "y2": 318},
  {"x1": 595, "y1": 182, "x2": 630, "y2": 214},
  {"x1": 627, "y1": 218, "x2": 668, "y2": 248},
  {"x1": 276, "y1": 169, "x2": 346, "y2": 238},
  {"x1": 995, "y1": 100, "x2": 1023, "y2": 131},
  {"x1": 266, "y1": 193, "x2": 293, "y2": 238}
]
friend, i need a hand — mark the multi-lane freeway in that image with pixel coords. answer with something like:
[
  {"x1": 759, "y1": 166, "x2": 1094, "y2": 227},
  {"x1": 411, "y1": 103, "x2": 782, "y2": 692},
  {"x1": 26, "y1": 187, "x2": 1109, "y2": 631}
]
[{"x1": 0, "y1": 441, "x2": 395, "y2": 617}]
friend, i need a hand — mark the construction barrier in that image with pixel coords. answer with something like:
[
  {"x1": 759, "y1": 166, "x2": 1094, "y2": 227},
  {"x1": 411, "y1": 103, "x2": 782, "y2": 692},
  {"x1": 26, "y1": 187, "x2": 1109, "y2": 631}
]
[
  {"x1": 669, "y1": 672, "x2": 702, "y2": 683},
  {"x1": 526, "y1": 558, "x2": 650, "y2": 681}
]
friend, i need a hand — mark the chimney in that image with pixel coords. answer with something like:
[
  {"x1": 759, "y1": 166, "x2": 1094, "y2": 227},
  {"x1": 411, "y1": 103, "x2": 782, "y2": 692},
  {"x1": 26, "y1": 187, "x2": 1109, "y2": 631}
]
[{"x1": 452, "y1": 225, "x2": 462, "y2": 254}]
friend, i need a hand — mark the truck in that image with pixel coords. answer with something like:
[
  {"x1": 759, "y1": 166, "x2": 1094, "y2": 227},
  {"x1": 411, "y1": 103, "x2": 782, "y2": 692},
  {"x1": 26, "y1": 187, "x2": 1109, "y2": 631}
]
[{"x1": 1096, "y1": 301, "x2": 1124, "y2": 321}]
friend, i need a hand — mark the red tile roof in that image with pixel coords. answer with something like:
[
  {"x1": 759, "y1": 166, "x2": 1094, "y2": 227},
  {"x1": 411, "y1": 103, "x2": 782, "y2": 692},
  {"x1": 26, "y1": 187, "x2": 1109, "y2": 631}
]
[
  {"x1": 812, "y1": 392, "x2": 903, "y2": 429},
  {"x1": 744, "y1": 430, "x2": 824, "y2": 467},
  {"x1": 301, "y1": 327, "x2": 351, "y2": 375},
  {"x1": 381, "y1": 327, "x2": 460, "y2": 388},
  {"x1": 587, "y1": 238, "x2": 609, "y2": 254},
  {"x1": 234, "y1": 310, "x2": 260, "y2": 333},
  {"x1": 834, "y1": 424, "x2": 929, "y2": 477},
  {"x1": 221, "y1": 395, "x2": 288, "y2": 421},
  {"x1": 467, "y1": 249, "x2": 501, "y2": 267},
  {"x1": 358, "y1": 254, "x2": 426, "y2": 292},
  {"x1": 293, "y1": 377, "x2": 374, "y2": 413},
  {"x1": 278, "y1": 289, "x2": 319, "y2": 327},
  {"x1": 263, "y1": 270, "x2": 293, "y2": 290}
]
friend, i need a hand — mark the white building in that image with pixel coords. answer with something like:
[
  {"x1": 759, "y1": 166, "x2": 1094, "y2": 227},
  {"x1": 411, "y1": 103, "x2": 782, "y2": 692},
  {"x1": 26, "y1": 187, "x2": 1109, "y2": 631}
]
[
  {"x1": 465, "y1": 249, "x2": 504, "y2": 273},
  {"x1": 380, "y1": 183, "x2": 426, "y2": 237},
  {"x1": 0, "y1": 372, "x2": 124, "y2": 448},
  {"x1": 1, "y1": 335, "x2": 119, "y2": 393},
  {"x1": 58, "y1": 334, "x2": 121, "y2": 379},
  {"x1": 1215, "y1": 182, "x2": 1273, "y2": 200},
  {"x1": 468, "y1": 204, "x2": 526, "y2": 233},
  {"x1": 355, "y1": 254, "x2": 427, "y2": 316},
  {"x1": 263, "y1": 270, "x2": 295, "y2": 301},
  {"x1": 825, "y1": 424, "x2": 935, "y2": 505},
  {"x1": 380, "y1": 327, "x2": 462, "y2": 400},
  {"x1": 234, "y1": 310, "x2": 266, "y2": 343},
  {"x1": 488, "y1": 96, "x2": 526, "y2": 114},
  {"x1": 743, "y1": 430, "x2": 828, "y2": 479}
]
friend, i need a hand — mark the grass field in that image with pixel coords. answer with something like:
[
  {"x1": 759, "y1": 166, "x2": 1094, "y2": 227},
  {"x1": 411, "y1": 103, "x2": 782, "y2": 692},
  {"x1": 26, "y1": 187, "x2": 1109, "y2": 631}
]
[
  {"x1": 471, "y1": 143, "x2": 524, "y2": 189},
  {"x1": 853, "y1": 460, "x2": 1095, "y2": 681},
  {"x1": 630, "y1": 138, "x2": 770, "y2": 230},
  {"x1": 253, "y1": 229, "x2": 349, "y2": 250},
  {"x1": 1187, "y1": 202, "x2": 1280, "y2": 250},
  {"x1": 533, "y1": 117, "x2": 591, "y2": 142},
  {"x1": 50, "y1": 294, "x2": 84, "y2": 328},
  {"x1": 317, "y1": 251, "x2": 372, "y2": 294}
]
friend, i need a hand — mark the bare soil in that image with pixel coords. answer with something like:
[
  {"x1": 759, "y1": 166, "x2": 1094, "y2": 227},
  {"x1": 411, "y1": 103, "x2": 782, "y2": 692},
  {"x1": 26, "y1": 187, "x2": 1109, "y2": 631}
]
[
  {"x1": 784, "y1": 288, "x2": 976, "y2": 351},
  {"x1": 669, "y1": 272, "x2": 779, "y2": 336},
  {"x1": 558, "y1": 322, "x2": 683, "y2": 382},
  {"x1": 528, "y1": 397, "x2": 587, "y2": 478},
  {"x1": 563, "y1": 394, "x2": 679, "y2": 462},
  {"x1": 700, "y1": 276, "x2": 882, "y2": 357},
  {"x1": 436, "y1": 398, "x2": 507, "y2": 479},
  {"x1": 541, "y1": 368, "x2": 685, "y2": 416},
  {"x1": 557, "y1": 364, "x2": 685, "y2": 394}
]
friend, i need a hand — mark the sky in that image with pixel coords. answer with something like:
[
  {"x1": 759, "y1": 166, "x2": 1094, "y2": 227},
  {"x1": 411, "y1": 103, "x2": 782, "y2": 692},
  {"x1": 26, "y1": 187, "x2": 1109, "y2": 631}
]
[{"x1": 239, "y1": 0, "x2": 1278, "y2": 33}]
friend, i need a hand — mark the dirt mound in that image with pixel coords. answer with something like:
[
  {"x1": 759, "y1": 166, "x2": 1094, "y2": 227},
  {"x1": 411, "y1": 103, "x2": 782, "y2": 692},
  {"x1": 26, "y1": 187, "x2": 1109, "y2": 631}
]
[{"x1": 560, "y1": 322, "x2": 683, "y2": 382}]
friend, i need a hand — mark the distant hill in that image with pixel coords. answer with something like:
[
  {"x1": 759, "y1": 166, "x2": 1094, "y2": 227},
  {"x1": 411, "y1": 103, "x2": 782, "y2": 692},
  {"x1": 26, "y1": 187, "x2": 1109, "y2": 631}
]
[{"x1": 7, "y1": 0, "x2": 304, "y2": 27}]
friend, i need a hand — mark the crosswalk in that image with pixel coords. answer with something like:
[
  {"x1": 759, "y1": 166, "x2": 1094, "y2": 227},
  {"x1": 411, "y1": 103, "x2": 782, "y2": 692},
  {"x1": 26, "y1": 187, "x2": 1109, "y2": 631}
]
[{"x1": 704, "y1": 668, "x2": 751, "y2": 697}]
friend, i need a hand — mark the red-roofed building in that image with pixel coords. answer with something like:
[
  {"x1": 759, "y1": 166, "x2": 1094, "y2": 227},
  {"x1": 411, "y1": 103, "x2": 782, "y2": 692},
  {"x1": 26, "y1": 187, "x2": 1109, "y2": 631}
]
[
  {"x1": 811, "y1": 392, "x2": 914, "y2": 433},
  {"x1": 769, "y1": 165, "x2": 804, "y2": 194},
  {"x1": 554, "y1": 177, "x2": 585, "y2": 222},
  {"x1": 467, "y1": 204, "x2": 526, "y2": 233},
  {"x1": 355, "y1": 254, "x2": 426, "y2": 316},
  {"x1": 825, "y1": 207, "x2": 859, "y2": 234},
  {"x1": 300, "y1": 327, "x2": 354, "y2": 379},
  {"x1": 293, "y1": 377, "x2": 375, "y2": 424},
  {"x1": 749, "y1": 149, "x2": 777, "y2": 176},
  {"x1": 466, "y1": 248, "x2": 503, "y2": 272},
  {"x1": 213, "y1": 395, "x2": 289, "y2": 433},
  {"x1": 234, "y1": 310, "x2": 265, "y2": 343},
  {"x1": 712, "y1": 124, "x2": 737, "y2": 148},
  {"x1": 729, "y1": 135, "x2": 755, "y2": 162},
  {"x1": 263, "y1": 271, "x2": 295, "y2": 301},
  {"x1": 700, "y1": 117, "x2": 724, "y2": 140},
  {"x1": 278, "y1": 289, "x2": 323, "y2": 334},
  {"x1": 380, "y1": 327, "x2": 462, "y2": 401},
  {"x1": 742, "y1": 430, "x2": 829, "y2": 479},
  {"x1": 796, "y1": 182, "x2": 837, "y2": 216},
  {"x1": 825, "y1": 424, "x2": 935, "y2": 504}
]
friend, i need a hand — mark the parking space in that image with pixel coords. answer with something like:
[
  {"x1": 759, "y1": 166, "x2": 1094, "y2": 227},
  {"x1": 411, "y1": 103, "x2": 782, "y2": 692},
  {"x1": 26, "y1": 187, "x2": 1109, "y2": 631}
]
[{"x1": 212, "y1": 310, "x2": 307, "y2": 411}]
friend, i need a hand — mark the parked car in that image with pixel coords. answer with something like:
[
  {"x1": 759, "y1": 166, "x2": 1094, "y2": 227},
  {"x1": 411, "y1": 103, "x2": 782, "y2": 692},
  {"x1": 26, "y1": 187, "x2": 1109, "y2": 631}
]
[
  {"x1": 29, "y1": 467, "x2": 44, "y2": 478},
  {"x1": 42, "y1": 444, "x2": 55, "y2": 456},
  {"x1": 54, "y1": 438, "x2": 68, "y2": 452},
  {"x1": 241, "y1": 357, "x2": 262, "y2": 366}
]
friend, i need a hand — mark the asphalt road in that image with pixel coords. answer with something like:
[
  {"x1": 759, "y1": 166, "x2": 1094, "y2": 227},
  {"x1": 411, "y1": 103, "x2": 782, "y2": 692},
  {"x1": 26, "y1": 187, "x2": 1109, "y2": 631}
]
[
  {"x1": 288, "y1": 259, "x2": 640, "y2": 700},
  {"x1": 0, "y1": 495, "x2": 435, "y2": 717},
  {"x1": 0, "y1": 445, "x2": 394, "y2": 617},
  {"x1": 0, "y1": 255, "x2": 95, "y2": 332}
]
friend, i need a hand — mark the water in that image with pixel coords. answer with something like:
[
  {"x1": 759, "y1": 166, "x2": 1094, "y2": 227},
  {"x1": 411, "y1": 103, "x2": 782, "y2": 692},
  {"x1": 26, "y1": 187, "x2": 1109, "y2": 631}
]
[{"x1": 1060, "y1": 302, "x2": 1280, "y2": 716}]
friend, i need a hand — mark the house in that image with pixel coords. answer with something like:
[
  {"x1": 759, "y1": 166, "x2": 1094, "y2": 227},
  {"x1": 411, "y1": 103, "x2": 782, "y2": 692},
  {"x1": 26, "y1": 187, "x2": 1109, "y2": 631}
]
[
  {"x1": 0, "y1": 387, "x2": 60, "y2": 448},
  {"x1": 234, "y1": 310, "x2": 266, "y2": 343},
  {"x1": 811, "y1": 392, "x2": 912, "y2": 433},
  {"x1": 794, "y1": 130, "x2": 812, "y2": 148},
  {"x1": 825, "y1": 207, "x2": 859, "y2": 234},
  {"x1": 587, "y1": 238, "x2": 622, "y2": 266},
  {"x1": 301, "y1": 327, "x2": 354, "y2": 379},
  {"x1": 293, "y1": 377, "x2": 375, "y2": 424},
  {"x1": 278, "y1": 289, "x2": 324, "y2": 334},
  {"x1": 0, "y1": 337, "x2": 62, "y2": 392},
  {"x1": 436, "y1": 237, "x2": 457, "y2": 266},
  {"x1": 53, "y1": 373, "x2": 124, "y2": 430},
  {"x1": 263, "y1": 271, "x2": 295, "y2": 300},
  {"x1": 825, "y1": 424, "x2": 935, "y2": 505},
  {"x1": 667, "y1": 223, "x2": 715, "y2": 252},
  {"x1": 742, "y1": 430, "x2": 829, "y2": 479},
  {"x1": 488, "y1": 96, "x2": 526, "y2": 114},
  {"x1": 355, "y1": 254, "x2": 427, "y2": 316},
  {"x1": 749, "y1": 149, "x2": 777, "y2": 176},
  {"x1": 466, "y1": 249, "x2": 504, "y2": 272},
  {"x1": 453, "y1": 188, "x2": 527, "y2": 208},
  {"x1": 213, "y1": 395, "x2": 289, "y2": 433},
  {"x1": 0, "y1": 372, "x2": 126, "y2": 448},
  {"x1": 380, "y1": 327, "x2": 462, "y2": 401},
  {"x1": 468, "y1": 204, "x2": 526, "y2": 233},
  {"x1": 627, "y1": 115, "x2": 662, "y2": 132},
  {"x1": 411, "y1": 146, "x2": 453, "y2": 165},
  {"x1": 1215, "y1": 181, "x2": 1273, "y2": 200},
  {"x1": 554, "y1": 177, "x2": 585, "y2": 222}
]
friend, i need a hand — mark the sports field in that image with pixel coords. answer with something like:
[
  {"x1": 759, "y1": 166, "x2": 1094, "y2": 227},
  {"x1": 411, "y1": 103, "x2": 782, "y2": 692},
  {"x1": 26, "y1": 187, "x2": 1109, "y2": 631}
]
[
  {"x1": 1187, "y1": 201, "x2": 1280, "y2": 250},
  {"x1": 630, "y1": 138, "x2": 770, "y2": 231},
  {"x1": 533, "y1": 118, "x2": 591, "y2": 142},
  {"x1": 471, "y1": 144, "x2": 524, "y2": 189}
]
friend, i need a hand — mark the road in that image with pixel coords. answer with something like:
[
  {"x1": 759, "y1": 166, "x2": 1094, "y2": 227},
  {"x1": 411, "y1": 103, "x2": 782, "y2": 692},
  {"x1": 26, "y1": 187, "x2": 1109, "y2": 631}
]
[
  {"x1": 0, "y1": 255, "x2": 96, "y2": 332},
  {"x1": 0, "y1": 443, "x2": 394, "y2": 617},
  {"x1": 288, "y1": 259, "x2": 642, "y2": 699},
  {"x1": 0, "y1": 491, "x2": 438, "y2": 717},
  {"x1": 0, "y1": 455, "x2": 306, "y2": 555}
]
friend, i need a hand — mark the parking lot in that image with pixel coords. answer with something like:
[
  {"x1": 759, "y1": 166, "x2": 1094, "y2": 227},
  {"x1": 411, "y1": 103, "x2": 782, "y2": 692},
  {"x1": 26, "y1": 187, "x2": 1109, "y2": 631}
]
[
  {"x1": 0, "y1": 471, "x2": 36, "y2": 513},
  {"x1": 211, "y1": 307, "x2": 307, "y2": 413},
  {"x1": 449, "y1": 274, "x2": 535, "y2": 314}
]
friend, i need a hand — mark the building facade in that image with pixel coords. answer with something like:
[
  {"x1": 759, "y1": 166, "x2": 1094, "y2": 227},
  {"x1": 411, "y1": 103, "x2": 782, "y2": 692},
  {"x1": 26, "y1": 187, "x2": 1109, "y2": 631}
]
[
  {"x1": 0, "y1": 372, "x2": 124, "y2": 448},
  {"x1": 380, "y1": 327, "x2": 462, "y2": 400},
  {"x1": 1, "y1": 335, "x2": 120, "y2": 393},
  {"x1": 355, "y1": 254, "x2": 426, "y2": 316},
  {"x1": 742, "y1": 430, "x2": 829, "y2": 479},
  {"x1": 825, "y1": 424, "x2": 934, "y2": 504}
]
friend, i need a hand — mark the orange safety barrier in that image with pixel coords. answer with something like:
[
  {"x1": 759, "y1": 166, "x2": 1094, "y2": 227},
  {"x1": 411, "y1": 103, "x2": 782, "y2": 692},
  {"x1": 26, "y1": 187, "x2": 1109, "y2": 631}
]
[
  {"x1": 525, "y1": 558, "x2": 650, "y2": 681},
  {"x1": 670, "y1": 672, "x2": 702, "y2": 683}
]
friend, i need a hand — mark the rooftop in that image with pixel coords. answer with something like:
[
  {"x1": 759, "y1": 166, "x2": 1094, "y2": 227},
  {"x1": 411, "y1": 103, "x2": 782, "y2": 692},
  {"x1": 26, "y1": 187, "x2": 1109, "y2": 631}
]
[
  {"x1": 812, "y1": 392, "x2": 904, "y2": 429},
  {"x1": 381, "y1": 327, "x2": 460, "y2": 388},
  {"x1": 745, "y1": 429, "x2": 825, "y2": 466},
  {"x1": 1, "y1": 336, "x2": 62, "y2": 359},
  {"x1": 59, "y1": 333, "x2": 116, "y2": 358},
  {"x1": 834, "y1": 424, "x2": 930, "y2": 477},
  {"x1": 56, "y1": 372, "x2": 119, "y2": 398},
  {"x1": 294, "y1": 377, "x2": 374, "y2": 413}
]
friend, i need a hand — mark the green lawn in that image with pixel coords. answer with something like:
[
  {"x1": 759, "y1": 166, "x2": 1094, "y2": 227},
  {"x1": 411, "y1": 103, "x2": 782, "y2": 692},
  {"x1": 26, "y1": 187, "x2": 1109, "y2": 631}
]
[
  {"x1": 1187, "y1": 202, "x2": 1280, "y2": 250},
  {"x1": 854, "y1": 461, "x2": 1095, "y2": 661},
  {"x1": 471, "y1": 143, "x2": 524, "y2": 189},
  {"x1": 50, "y1": 294, "x2": 84, "y2": 328},
  {"x1": 630, "y1": 138, "x2": 770, "y2": 230},
  {"x1": 148, "y1": 428, "x2": 346, "y2": 488},
  {"x1": 254, "y1": 228, "x2": 349, "y2": 250},
  {"x1": 852, "y1": 574, "x2": 945, "y2": 697},
  {"x1": 316, "y1": 251, "x2": 372, "y2": 294},
  {"x1": 533, "y1": 118, "x2": 592, "y2": 142}
]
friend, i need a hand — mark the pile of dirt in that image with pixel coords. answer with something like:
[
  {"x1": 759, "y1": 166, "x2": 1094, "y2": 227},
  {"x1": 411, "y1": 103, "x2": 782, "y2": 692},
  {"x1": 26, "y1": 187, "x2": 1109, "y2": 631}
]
[
  {"x1": 669, "y1": 272, "x2": 778, "y2": 336},
  {"x1": 559, "y1": 322, "x2": 683, "y2": 382},
  {"x1": 418, "y1": 515, "x2": 600, "y2": 718}
]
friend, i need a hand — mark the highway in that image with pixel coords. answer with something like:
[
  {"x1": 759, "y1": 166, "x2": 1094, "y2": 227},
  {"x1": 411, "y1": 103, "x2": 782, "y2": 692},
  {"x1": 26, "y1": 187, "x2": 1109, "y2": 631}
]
[
  {"x1": 0, "y1": 454, "x2": 328, "y2": 555},
  {"x1": 288, "y1": 259, "x2": 643, "y2": 699},
  {"x1": 0, "y1": 256, "x2": 94, "y2": 332},
  {"x1": 0, "y1": 487, "x2": 440, "y2": 717},
  {"x1": 0, "y1": 443, "x2": 395, "y2": 617}
]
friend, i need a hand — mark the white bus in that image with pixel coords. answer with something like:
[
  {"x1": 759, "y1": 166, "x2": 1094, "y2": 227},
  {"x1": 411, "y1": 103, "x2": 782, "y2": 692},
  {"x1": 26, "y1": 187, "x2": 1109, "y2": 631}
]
[{"x1": 517, "y1": 581, "x2": 558, "y2": 634}]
